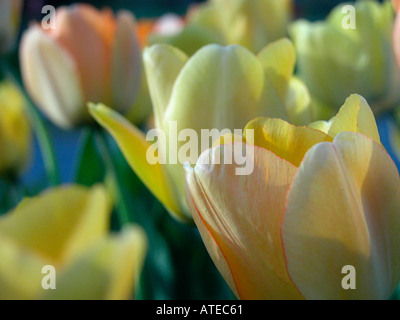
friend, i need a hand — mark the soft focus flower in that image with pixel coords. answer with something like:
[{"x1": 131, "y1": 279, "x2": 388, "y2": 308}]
[
  {"x1": 90, "y1": 40, "x2": 314, "y2": 221},
  {"x1": 0, "y1": 184, "x2": 147, "y2": 300},
  {"x1": 292, "y1": 0, "x2": 400, "y2": 116},
  {"x1": 0, "y1": 80, "x2": 31, "y2": 177},
  {"x1": 150, "y1": 0, "x2": 292, "y2": 55},
  {"x1": 0, "y1": 0, "x2": 22, "y2": 53},
  {"x1": 185, "y1": 94, "x2": 400, "y2": 300},
  {"x1": 20, "y1": 4, "x2": 144, "y2": 129}
]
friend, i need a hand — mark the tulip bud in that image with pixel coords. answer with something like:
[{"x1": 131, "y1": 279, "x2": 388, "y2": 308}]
[
  {"x1": 20, "y1": 4, "x2": 143, "y2": 129},
  {"x1": 90, "y1": 40, "x2": 314, "y2": 221},
  {"x1": 0, "y1": 0, "x2": 22, "y2": 53},
  {"x1": 291, "y1": 0, "x2": 400, "y2": 116},
  {"x1": 185, "y1": 94, "x2": 400, "y2": 299},
  {"x1": 0, "y1": 80, "x2": 31, "y2": 177}
]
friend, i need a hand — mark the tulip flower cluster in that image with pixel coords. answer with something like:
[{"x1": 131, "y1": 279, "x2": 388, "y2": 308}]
[{"x1": 0, "y1": 0, "x2": 400, "y2": 301}]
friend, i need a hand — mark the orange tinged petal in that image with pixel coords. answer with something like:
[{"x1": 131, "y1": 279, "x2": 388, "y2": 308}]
[
  {"x1": 49, "y1": 5, "x2": 115, "y2": 104},
  {"x1": 185, "y1": 143, "x2": 302, "y2": 299}
]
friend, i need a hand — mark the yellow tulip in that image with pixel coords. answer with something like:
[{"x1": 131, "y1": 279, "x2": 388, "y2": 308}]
[
  {"x1": 0, "y1": 80, "x2": 31, "y2": 177},
  {"x1": 185, "y1": 94, "x2": 400, "y2": 300},
  {"x1": 150, "y1": 0, "x2": 292, "y2": 55},
  {"x1": 291, "y1": 0, "x2": 400, "y2": 116},
  {"x1": 90, "y1": 40, "x2": 314, "y2": 222},
  {"x1": 0, "y1": 185, "x2": 147, "y2": 300},
  {"x1": 20, "y1": 4, "x2": 145, "y2": 129},
  {"x1": 0, "y1": 0, "x2": 22, "y2": 53}
]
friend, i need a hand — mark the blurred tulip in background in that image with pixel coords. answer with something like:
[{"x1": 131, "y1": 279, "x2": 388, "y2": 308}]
[
  {"x1": 20, "y1": 4, "x2": 146, "y2": 129},
  {"x1": 0, "y1": 185, "x2": 147, "y2": 300},
  {"x1": 291, "y1": 0, "x2": 400, "y2": 117}
]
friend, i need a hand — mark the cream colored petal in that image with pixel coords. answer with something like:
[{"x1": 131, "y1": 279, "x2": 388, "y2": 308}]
[
  {"x1": 143, "y1": 44, "x2": 188, "y2": 128},
  {"x1": 20, "y1": 26, "x2": 85, "y2": 129},
  {"x1": 282, "y1": 132, "x2": 400, "y2": 299}
]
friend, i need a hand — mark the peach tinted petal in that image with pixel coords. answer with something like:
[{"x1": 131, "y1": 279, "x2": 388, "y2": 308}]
[
  {"x1": 49, "y1": 5, "x2": 115, "y2": 104},
  {"x1": 282, "y1": 132, "x2": 400, "y2": 299},
  {"x1": 112, "y1": 11, "x2": 142, "y2": 113},
  {"x1": 185, "y1": 143, "x2": 302, "y2": 299}
]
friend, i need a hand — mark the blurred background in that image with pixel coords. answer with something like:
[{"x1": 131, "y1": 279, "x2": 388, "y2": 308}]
[{"x1": 19, "y1": 0, "x2": 386, "y2": 188}]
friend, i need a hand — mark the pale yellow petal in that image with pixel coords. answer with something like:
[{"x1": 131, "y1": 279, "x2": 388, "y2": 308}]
[
  {"x1": 245, "y1": 117, "x2": 330, "y2": 167},
  {"x1": 328, "y1": 94, "x2": 381, "y2": 144},
  {"x1": 44, "y1": 226, "x2": 147, "y2": 300},
  {"x1": 282, "y1": 132, "x2": 400, "y2": 299},
  {"x1": 0, "y1": 185, "x2": 111, "y2": 265},
  {"x1": 143, "y1": 44, "x2": 188, "y2": 128}
]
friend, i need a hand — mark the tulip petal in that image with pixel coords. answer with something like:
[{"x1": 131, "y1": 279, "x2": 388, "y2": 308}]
[
  {"x1": 51, "y1": 5, "x2": 115, "y2": 105},
  {"x1": 244, "y1": 118, "x2": 330, "y2": 167},
  {"x1": 0, "y1": 185, "x2": 111, "y2": 265},
  {"x1": 20, "y1": 26, "x2": 85, "y2": 129},
  {"x1": 327, "y1": 94, "x2": 381, "y2": 143},
  {"x1": 281, "y1": 132, "x2": 400, "y2": 299},
  {"x1": 112, "y1": 11, "x2": 142, "y2": 113},
  {"x1": 143, "y1": 44, "x2": 188, "y2": 128},
  {"x1": 185, "y1": 143, "x2": 302, "y2": 299},
  {"x1": 44, "y1": 226, "x2": 147, "y2": 300},
  {"x1": 89, "y1": 103, "x2": 182, "y2": 220}
]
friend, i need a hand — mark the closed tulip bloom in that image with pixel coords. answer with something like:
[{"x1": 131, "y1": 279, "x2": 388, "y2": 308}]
[
  {"x1": 292, "y1": 0, "x2": 400, "y2": 116},
  {"x1": 0, "y1": 185, "x2": 147, "y2": 300},
  {"x1": 20, "y1": 4, "x2": 142, "y2": 129},
  {"x1": 90, "y1": 40, "x2": 314, "y2": 222},
  {"x1": 0, "y1": 0, "x2": 22, "y2": 53},
  {"x1": 0, "y1": 80, "x2": 31, "y2": 177},
  {"x1": 185, "y1": 94, "x2": 400, "y2": 299}
]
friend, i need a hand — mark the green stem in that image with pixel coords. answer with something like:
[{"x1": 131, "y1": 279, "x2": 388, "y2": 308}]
[
  {"x1": 0, "y1": 56, "x2": 60, "y2": 186},
  {"x1": 94, "y1": 129, "x2": 131, "y2": 227}
]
